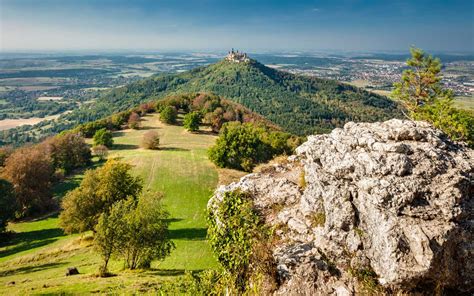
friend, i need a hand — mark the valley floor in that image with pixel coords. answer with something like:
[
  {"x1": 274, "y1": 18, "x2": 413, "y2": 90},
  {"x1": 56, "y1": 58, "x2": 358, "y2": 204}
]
[{"x1": 0, "y1": 114, "x2": 242, "y2": 294}]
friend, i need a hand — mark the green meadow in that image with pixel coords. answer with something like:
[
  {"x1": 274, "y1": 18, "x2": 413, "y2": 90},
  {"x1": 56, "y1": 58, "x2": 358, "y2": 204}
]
[{"x1": 0, "y1": 113, "x2": 223, "y2": 294}]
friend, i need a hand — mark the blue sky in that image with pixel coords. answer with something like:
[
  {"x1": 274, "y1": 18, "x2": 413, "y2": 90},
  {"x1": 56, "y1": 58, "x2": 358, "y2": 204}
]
[{"x1": 1, "y1": 0, "x2": 473, "y2": 52}]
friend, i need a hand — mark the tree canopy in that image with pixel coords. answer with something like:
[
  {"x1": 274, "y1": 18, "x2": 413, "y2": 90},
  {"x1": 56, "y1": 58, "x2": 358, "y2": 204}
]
[
  {"x1": 59, "y1": 159, "x2": 143, "y2": 233},
  {"x1": 93, "y1": 128, "x2": 114, "y2": 147},
  {"x1": 208, "y1": 122, "x2": 300, "y2": 172},
  {"x1": 159, "y1": 106, "x2": 178, "y2": 124},
  {"x1": 1, "y1": 146, "x2": 54, "y2": 216},
  {"x1": 183, "y1": 111, "x2": 201, "y2": 132}
]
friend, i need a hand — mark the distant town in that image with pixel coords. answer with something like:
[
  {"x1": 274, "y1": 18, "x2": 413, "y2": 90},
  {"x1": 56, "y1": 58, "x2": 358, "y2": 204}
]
[{"x1": 267, "y1": 57, "x2": 474, "y2": 97}]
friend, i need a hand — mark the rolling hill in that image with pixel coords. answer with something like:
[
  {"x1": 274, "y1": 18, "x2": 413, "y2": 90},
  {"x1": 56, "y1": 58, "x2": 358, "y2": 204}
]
[{"x1": 65, "y1": 57, "x2": 403, "y2": 135}]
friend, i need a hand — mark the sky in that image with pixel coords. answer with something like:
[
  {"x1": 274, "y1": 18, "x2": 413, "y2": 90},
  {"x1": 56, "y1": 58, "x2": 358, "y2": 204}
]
[{"x1": 1, "y1": 0, "x2": 473, "y2": 53}]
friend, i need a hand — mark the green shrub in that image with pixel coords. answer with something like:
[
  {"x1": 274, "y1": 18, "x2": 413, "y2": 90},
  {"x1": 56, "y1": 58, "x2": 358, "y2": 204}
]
[
  {"x1": 349, "y1": 266, "x2": 383, "y2": 294},
  {"x1": 299, "y1": 170, "x2": 306, "y2": 189},
  {"x1": 311, "y1": 212, "x2": 326, "y2": 227},
  {"x1": 208, "y1": 122, "x2": 299, "y2": 172},
  {"x1": 183, "y1": 111, "x2": 201, "y2": 132},
  {"x1": 160, "y1": 106, "x2": 178, "y2": 124},
  {"x1": 207, "y1": 190, "x2": 273, "y2": 292},
  {"x1": 93, "y1": 128, "x2": 114, "y2": 147}
]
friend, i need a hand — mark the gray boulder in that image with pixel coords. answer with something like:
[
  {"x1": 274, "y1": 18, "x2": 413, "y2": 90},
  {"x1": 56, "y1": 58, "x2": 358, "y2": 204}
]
[{"x1": 210, "y1": 119, "x2": 474, "y2": 294}]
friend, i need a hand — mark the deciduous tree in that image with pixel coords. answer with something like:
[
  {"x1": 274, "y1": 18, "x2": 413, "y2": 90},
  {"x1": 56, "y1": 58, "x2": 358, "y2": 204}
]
[
  {"x1": 59, "y1": 159, "x2": 143, "y2": 233},
  {"x1": 93, "y1": 128, "x2": 114, "y2": 147},
  {"x1": 183, "y1": 112, "x2": 201, "y2": 132},
  {"x1": 128, "y1": 112, "x2": 141, "y2": 129},
  {"x1": 43, "y1": 132, "x2": 91, "y2": 173},
  {"x1": 160, "y1": 106, "x2": 177, "y2": 124},
  {"x1": 1, "y1": 146, "x2": 54, "y2": 216}
]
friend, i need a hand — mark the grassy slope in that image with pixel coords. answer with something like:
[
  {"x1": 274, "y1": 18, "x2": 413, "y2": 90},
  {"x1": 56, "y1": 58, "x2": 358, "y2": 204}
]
[{"x1": 0, "y1": 114, "x2": 220, "y2": 294}]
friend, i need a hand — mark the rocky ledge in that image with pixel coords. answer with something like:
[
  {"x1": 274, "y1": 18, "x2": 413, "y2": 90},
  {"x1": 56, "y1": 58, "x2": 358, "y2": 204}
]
[{"x1": 209, "y1": 119, "x2": 474, "y2": 295}]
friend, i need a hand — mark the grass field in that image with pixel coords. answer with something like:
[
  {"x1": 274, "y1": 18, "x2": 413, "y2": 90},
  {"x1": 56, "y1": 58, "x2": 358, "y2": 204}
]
[
  {"x1": 454, "y1": 95, "x2": 474, "y2": 111},
  {"x1": 0, "y1": 113, "x2": 227, "y2": 294}
]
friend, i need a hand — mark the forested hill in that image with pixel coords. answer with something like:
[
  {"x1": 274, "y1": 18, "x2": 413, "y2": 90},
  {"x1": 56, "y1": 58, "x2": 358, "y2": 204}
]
[{"x1": 65, "y1": 58, "x2": 403, "y2": 135}]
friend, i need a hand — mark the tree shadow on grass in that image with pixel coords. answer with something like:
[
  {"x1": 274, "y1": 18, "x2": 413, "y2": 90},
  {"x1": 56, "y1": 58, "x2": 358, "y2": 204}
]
[
  {"x1": 146, "y1": 269, "x2": 190, "y2": 276},
  {"x1": 160, "y1": 147, "x2": 189, "y2": 152},
  {"x1": 164, "y1": 218, "x2": 183, "y2": 223},
  {"x1": 168, "y1": 228, "x2": 207, "y2": 241},
  {"x1": 0, "y1": 238, "x2": 60, "y2": 259},
  {"x1": 113, "y1": 131, "x2": 126, "y2": 137},
  {"x1": 138, "y1": 126, "x2": 159, "y2": 131},
  {"x1": 194, "y1": 130, "x2": 216, "y2": 136},
  {"x1": 112, "y1": 143, "x2": 140, "y2": 150},
  {"x1": 0, "y1": 227, "x2": 65, "y2": 258},
  {"x1": 0, "y1": 262, "x2": 66, "y2": 277}
]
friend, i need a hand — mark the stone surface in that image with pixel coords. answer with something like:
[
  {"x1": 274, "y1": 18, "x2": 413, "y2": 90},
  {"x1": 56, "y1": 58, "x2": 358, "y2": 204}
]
[{"x1": 209, "y1": 119, "x2": 474, "y2": 294}]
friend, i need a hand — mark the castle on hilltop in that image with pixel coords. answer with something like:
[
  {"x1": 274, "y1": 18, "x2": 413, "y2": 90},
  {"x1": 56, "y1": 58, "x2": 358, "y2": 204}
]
[{"x1": 225, "y1": 49, "x2": 250, "y2": 63}]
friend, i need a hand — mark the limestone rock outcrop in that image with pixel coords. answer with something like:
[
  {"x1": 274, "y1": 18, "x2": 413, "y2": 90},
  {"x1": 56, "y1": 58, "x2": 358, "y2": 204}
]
[{"x1": 210, "y1": 119, "x2": 474, "y2": 295}]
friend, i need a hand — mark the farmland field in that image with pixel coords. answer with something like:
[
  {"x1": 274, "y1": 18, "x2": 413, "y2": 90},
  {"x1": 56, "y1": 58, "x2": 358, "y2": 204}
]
[
  {"x1": 0, "y1": 114, "x2": 62, "y2": 131},
  {"x1": 0, "y1": 113, "x2": 226, "y2": 294}
]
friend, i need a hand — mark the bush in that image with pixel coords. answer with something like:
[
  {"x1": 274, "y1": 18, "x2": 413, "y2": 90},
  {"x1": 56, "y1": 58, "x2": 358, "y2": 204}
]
[
  {"x1": 207, "y1": 190, "x2": 273, "y2": 292},
  {"x1": 160, "y1": 106, "x2": 178, "y2": 124},
  {"x1": 59, "y1": 159, "x2": 143, "y2": 233},
  {"x1": 93, "y1": 128, "x2": 114, "y2": 147},
  {"x1": 0, "y1": 179, "x2": 16, "y2": 233},
  {"x1": 76, "y1": 120, "x2": 108, "y2": 138},
  {"x1": 208, "y1": 122, "x2": 298, "y2": 172},
  {"x1": 142, "y1": 131, "x2": 160, "y2": 149},
  {"x1": 208, "y1": 122, "x2": 269, "y2": 172},
  {"x1": 128, "y1": 112, "x2": 141, "y2": 129},
  {"x1": 183, "y1": 112, "x2": 201, "y2": 132},
  {"x1": 92, "y1": 145, "x2": 109, "y2": 160}
]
